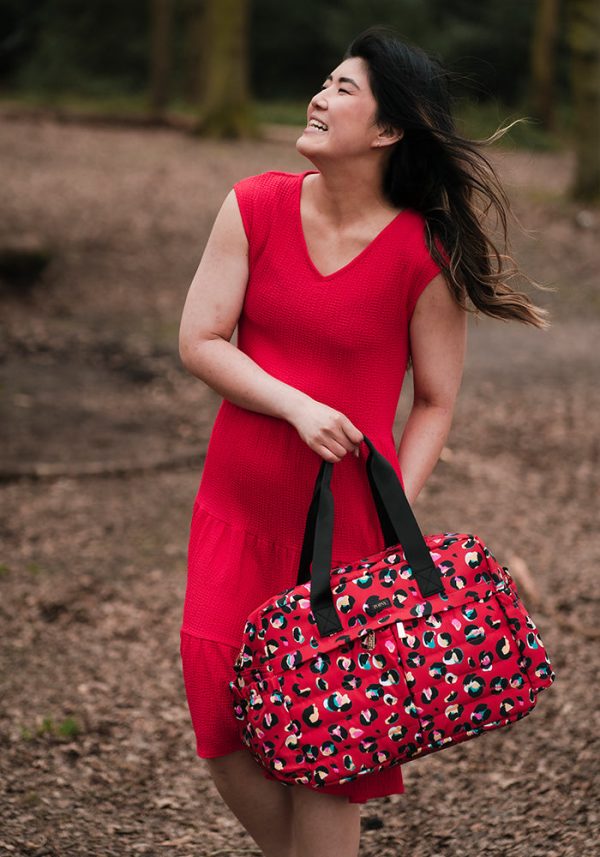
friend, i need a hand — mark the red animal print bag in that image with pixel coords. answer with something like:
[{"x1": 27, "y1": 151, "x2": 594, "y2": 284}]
[{"x1": 229, "y1": 435, "x2": 556, "y2": 790}]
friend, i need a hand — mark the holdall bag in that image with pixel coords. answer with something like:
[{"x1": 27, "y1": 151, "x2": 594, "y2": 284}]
[{"x1": 228, "y1": 435, "x2": 556, "y2": 790}]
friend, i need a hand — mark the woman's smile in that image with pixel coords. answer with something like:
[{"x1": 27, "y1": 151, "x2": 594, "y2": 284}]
[{"x1": 303, "y1": 123, "x2": 329, "y2": 134}]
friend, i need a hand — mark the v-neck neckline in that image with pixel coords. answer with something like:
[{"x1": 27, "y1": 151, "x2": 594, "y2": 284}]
[{"x1": 296, "y1": 169, "x2": 409, "y2": 281}]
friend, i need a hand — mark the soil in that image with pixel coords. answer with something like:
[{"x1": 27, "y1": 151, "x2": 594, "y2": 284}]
[{"x1": 0, "y1": 115, "x2": 598, "y2": 856}]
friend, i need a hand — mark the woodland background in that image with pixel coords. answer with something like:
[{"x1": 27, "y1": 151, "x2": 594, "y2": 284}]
[{"x1": 0, "y1": 2, "x2": 599, "y2": 856}]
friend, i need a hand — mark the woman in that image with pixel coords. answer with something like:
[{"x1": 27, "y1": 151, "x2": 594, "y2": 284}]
[{"x1": 178, "y1": 25, "x2": 549, "y2": 857}]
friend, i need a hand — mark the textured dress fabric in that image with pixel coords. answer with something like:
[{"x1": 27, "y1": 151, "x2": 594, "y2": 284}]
[{"x1": 179, "y1": 168, "x2": 443, "y2": 803}]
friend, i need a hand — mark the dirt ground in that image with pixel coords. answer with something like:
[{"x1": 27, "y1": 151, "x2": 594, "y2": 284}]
[{"x1": 0, "y1": 115, "x2": 599, "y2": 857}]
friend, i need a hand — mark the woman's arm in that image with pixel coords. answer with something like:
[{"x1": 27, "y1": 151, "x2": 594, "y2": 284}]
[
  {"x1": 179, "y1": 189, "x2": 364, "y2": 462},
  {"x1": 179, "y1": 189, "x2": 309, "y2": 422},
  {"x1": 397, "y1": 273, "x2": 468, "y2": 505}
]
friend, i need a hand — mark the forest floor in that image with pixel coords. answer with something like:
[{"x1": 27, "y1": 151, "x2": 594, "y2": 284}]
[{"x1": 0, "y1": 116, "x2": 599, "y2": 857}]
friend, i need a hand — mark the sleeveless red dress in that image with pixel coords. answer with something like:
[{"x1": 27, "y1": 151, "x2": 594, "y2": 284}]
[{"x1": 179, "y1": 168, "x2": 442, "y2": 802}]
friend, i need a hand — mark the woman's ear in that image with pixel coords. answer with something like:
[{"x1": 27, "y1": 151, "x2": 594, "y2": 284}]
[{"x1": 376, "y1": 125, "x2": 404, "y2": 147}]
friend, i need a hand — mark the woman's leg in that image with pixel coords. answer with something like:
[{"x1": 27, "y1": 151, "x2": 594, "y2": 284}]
[
  {"x1": 289, "y1": 785, "x2": 361, "y2": 857},
  {"x1": 205, "y1": 748, "x2": 294, "y2": 857}
]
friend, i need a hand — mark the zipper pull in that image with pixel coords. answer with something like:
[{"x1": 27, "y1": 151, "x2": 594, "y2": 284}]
[
  {"x1": 234, "y1": 646, "x2": 244, "y2": 670},
  {"x1": 362, "y1": 629, "x2": 376, "y2": 650}
]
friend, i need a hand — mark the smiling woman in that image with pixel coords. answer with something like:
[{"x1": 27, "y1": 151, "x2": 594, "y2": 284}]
[
  {"x1": 177, "y1": 23, "x2": 551, "y2": 857},
  {"x1": 298, "y1": 33, "x2": 550, "y2": 328}
]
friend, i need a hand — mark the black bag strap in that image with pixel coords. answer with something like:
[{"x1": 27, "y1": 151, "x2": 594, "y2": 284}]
[{"x1": 296, "y1": 434, "x2": 444, "y2": 637}]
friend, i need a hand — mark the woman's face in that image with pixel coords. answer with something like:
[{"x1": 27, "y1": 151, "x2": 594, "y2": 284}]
[{"x1": 297, "y1": 56, "x2": 400, "y2": 159}]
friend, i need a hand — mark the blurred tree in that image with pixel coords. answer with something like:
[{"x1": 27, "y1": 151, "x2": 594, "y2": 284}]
[
  {"x1": 149, "y1": 0, "x2": 174, "y2": 116},
  {"x1": 0, "y1": 0, "x2": 575, "y2": 133},
  {"x1": 3, "y1": 0, "x2": 149, "y2": 96},
  {"x1": 427, "y1": 0, "x2": 537, "y2": 104},
  {"x1": 193, "y1": 0, "x2": 258, "y2": 138},
  {"x1": 567, "y1": 0, "x2": 600, "y2": 200},
  {"x1": 530, "y1": 0, "x2": 559, "y2": 130},
  {"x1": 181, "y1": 0, "x2": 204, "y2": 104}
]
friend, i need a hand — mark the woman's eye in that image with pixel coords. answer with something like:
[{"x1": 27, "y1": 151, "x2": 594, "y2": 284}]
[{"x1": 319, "y1": 86, "x2": 349, "y2": 93}]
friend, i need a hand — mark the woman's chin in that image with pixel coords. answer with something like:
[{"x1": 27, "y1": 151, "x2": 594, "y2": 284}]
[{"x1": 296, "y1": 132, "x2": 328, "y2": 154}]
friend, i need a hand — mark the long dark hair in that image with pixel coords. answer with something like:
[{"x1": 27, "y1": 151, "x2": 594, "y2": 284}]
[{"x1": 344, "y1": 26, "x2": 552, "y2": 328}]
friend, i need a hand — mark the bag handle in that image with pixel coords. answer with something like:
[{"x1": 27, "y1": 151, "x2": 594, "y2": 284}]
[{"x1": 296, "y1": 434, "x2": 444, "y2": 637}]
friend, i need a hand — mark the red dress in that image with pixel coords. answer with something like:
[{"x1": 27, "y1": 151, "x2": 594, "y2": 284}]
[{"x1": 179, "y1": 168, "x2": 442, "y2": 802}]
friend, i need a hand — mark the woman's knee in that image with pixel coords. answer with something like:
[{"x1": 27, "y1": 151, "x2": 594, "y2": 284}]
[{"x1": 290, "y1": 787, "x2": 361, "y2": 857}]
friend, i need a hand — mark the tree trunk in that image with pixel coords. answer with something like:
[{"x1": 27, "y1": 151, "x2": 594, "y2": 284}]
[
  {"x1": 194, "y1": 0, "x2": 259, "y2": 138},
  {"x1": 182, "y1": 0, "x2": 206, "y2": 105},
  {"x1": 149, "y1": 0, "x2": 174, "y2": 117},
  {"x1": 530, "y1": 0, "x2": 559, "y2": 130},
  {"x1": 567, "y1": 0, "x2": 600, "y2": 201}
]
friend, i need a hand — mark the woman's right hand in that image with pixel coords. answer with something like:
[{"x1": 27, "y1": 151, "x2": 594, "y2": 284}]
[{"x1": 287, "y1": 396, "x2": 364, "y2": 462}]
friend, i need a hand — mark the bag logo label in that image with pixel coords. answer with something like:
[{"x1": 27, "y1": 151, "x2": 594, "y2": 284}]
[{"x1": 367, "y1": 596, "x2": 391, "y2": 615}]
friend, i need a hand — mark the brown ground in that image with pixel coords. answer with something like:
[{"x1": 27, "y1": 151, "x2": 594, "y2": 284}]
[{"x1": 0, "y1": 115, "x2": 598, "y2": 857}]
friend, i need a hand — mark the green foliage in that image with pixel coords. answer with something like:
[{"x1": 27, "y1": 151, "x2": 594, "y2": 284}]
[
  {"x1": 20, "y1": 715, "x2": 81, "y2": 741},
  {"x1": 254, "y1": 99, "x2": 311, "y2": 126},
  {"x1": 3, "y1": 89, "x2": 157, "y2": 115},
  {"x1": 57, "y1": 716, "x2": 81, "y2": 738},
  {"x1": 4, "y1": 0, "x2": 151, "y2": 95},
  {"x1": 454, "y1": 98, "x2": 570, "y2": 152},
  {"x1": 0, "y1": 0, "x2": 574, "y2": 144},
  {"x1": 251, "y1": 0, "x2": 438, "y2": 100}
]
